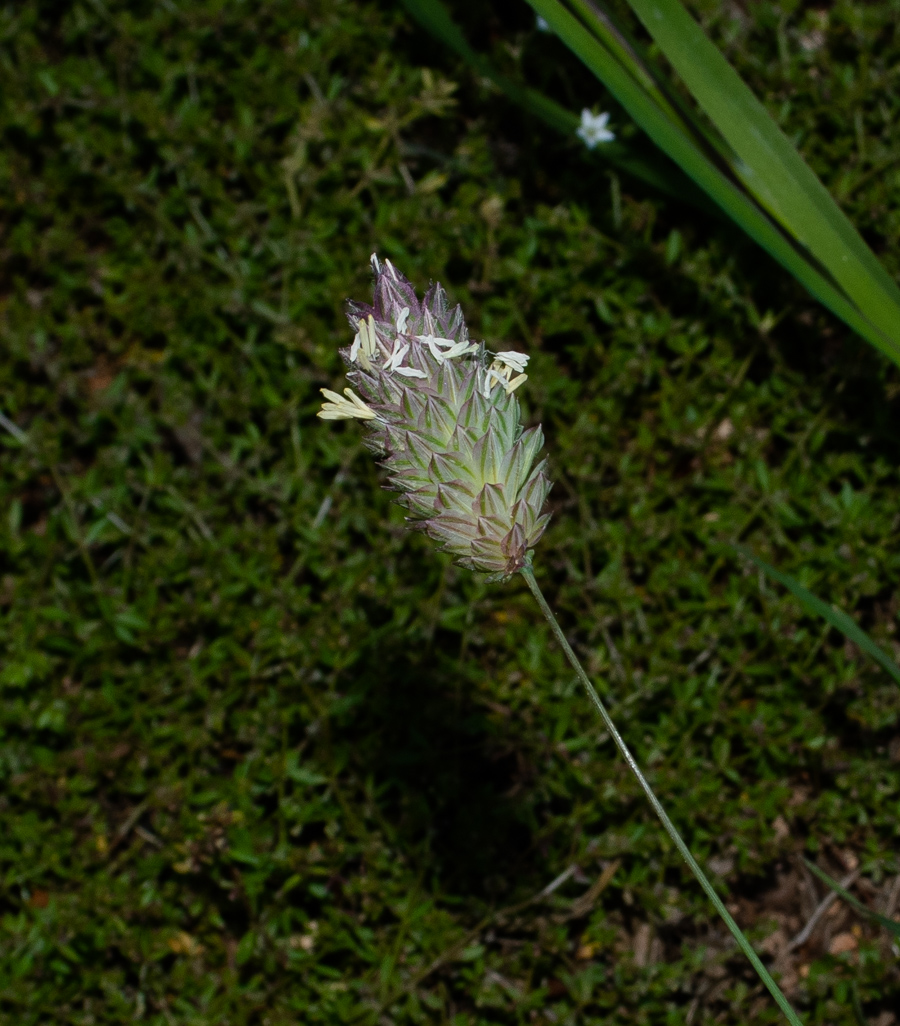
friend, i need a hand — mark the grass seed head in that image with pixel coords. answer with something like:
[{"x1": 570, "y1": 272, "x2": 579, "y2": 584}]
[{"x1": 318, "y1": 256, "x2": 551, "y2": 580}]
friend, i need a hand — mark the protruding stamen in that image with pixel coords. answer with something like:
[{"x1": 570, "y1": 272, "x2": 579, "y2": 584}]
[
  {"x1": 383, "y1": 339, "x2": 411, "y2": 371},
  {"x1": 443, "y1": 340, "x2": 478, "y2": 360},
  {"x1": 415, "y1": 334, "x2": 458, "y2": 348},
  {"x1": 505, "y1": 373, "x2": 528, "y2": 395},
  {"x1": 318, "y1": 387, "x2": 379, "y2": 420},
  {"x1": 353, "y1": 315, "x2": 380, "y2": 369},
  {"x1": 358, "y1": 314, "x2": 390, "y2": 361},
  {"x1": 424, "y1": 336, "x2": 445, "y2": 363},
  {"x1": 396, "y1": 306, "x2": 410, "y2": 333},
  {"x1": 493, "y1": 351, "x2": 529, "y2": 374},
  {"x1": 481, "y1": 366, "x2": 507, "y2": 398},
  {"x1": 356, "y1": 317, "x2": 373, "y2": 357}
]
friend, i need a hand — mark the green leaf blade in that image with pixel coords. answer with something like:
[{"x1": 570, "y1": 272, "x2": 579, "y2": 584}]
[
  {"x1": 736, "y1": 546, "x2": 900, "y2": 687},
  {"x1": 526, "y1": 0, "x2": 897, "y2": 359},
  {"x1": 624, "y1": 0, "x2": 900, "y2": 354},
  {"x1": 399, "y1": 0, "x2": 697, "y2": 200},
  {"x1": 804, "y1": 860, "x2": 900, "y2": 939}
]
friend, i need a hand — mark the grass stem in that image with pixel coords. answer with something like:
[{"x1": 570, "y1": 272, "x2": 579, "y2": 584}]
[{"x1": 520, "y1": 565, "x2": 802, "y2": 1026}]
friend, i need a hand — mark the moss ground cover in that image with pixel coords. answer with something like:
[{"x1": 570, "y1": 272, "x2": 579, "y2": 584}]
[{"x1": 1, "y1": 0, "x2": 900, "y2": 1022}]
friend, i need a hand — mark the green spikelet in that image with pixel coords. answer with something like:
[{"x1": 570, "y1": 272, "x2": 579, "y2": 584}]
[{"x1": 318, "y1": 256, "x2": 551, "y2": 580}]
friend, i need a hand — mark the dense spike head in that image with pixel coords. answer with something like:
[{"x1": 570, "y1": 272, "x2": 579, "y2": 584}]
[{"x1": 319, "y1": 257, "x2": 551, "y2": 580}]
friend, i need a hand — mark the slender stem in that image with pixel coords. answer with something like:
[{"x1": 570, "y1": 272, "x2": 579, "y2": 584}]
[{"x1": 521, "y1": 566, "x2": 802, "y2": 1026}]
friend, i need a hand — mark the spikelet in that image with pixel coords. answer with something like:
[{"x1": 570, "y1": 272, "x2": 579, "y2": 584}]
[{"x1": 318, "y1": 255, "x2": 551, "y2": 580}]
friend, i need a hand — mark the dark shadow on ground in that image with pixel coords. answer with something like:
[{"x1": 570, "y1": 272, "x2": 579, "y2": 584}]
[{"x1": 338, "y1": 640, "x2": 540, "y2": 900}]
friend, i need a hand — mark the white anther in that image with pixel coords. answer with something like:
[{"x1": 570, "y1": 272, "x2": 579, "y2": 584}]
[
  {"x1": 443, "y1": 341, "x2": 479, "y2": 360},
  {"x1": 493, "y1": 351, "x2": 529, "y2": 374},
  {"x1": 416, "y1": 335, "x2": 456, "y2": 348},
  {"x1": 318, "y1": 388, "x2": 378, "y2": 421},
  {"x1": 425, "y1": 336, "x2": 445, "y2": 363},
  {"x1": 383, "y1": 339, "x2": 410, "y2": 371}
]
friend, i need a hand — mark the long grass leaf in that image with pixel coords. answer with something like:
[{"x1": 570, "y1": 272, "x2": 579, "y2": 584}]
[
  {"x1": 736, "y1": 546, "x2": 900, "y2": 687},
  {"x1": 804, "y1": 860, "x2": 900, "y2": 938},
  {"x1": 525, "y1": 0, "x2": 898, "y2": 361},
  {"x1": 622, "y1": 0, "x2": 900, "y2": 353}
]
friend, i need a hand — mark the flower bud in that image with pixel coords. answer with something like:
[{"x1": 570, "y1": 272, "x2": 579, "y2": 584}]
[{"x1": 318, "y1": 256, "x2": 551, "y2": 580}]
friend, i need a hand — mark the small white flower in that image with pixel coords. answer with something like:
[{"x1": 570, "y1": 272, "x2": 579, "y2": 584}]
[
  {"x1": 576, "y1": 109, "x2": 615, "y2": 149},
  {"x1": 396, "y1": 306, "x2": 410, "y2": 333},
  {"x1": 394, "y1": 366, "x2": 428, "y2": 378},
  {"x1": 318, "y1": 388, "x2": 378, "y2": 420},
  {"x1": 493, "y1": 351, "x2": 529, "y2": 374}
]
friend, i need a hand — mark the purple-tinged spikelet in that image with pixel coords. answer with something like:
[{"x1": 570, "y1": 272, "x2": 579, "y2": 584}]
[{"x1": 318, "y1": 256, "x2": 551, "y2": 580}]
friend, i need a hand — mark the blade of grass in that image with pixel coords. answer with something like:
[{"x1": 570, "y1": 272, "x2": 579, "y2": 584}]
[
  {"x1": 398, "y1": 0, "x2": 698, "y2": 200},
  {"x1": 566, "y1": 0, "x2": 726, "y2": 152},
  {"x1": 804, "y1": 860, "x2": 900, "y2": 939},
  {"x1": 851, "y1": 981, "x2": 870, "y2": 1026},
  {"x1": 621, "y1": 0, "x2": 900, "y2": 353},
  {"x1": 735, "y1": 546, "x2": 900, "y2": 687},
  {"x1": 525, "y1": 0, "x2": 900, "y2": 362}
]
